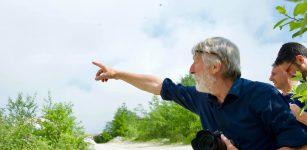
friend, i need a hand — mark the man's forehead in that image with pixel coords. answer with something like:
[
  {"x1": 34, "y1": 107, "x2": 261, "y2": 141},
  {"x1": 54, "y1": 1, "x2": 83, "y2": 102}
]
[
  {"x1": 272, "y1": 66, "x2": 281, "y2": 73},
  {"x1": 193, "y1": 53, "x2": 203, "y2": 59}
]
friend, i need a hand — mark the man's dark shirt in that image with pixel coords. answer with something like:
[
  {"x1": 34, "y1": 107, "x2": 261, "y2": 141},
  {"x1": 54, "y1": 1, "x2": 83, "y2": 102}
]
[
  {"x1": 285, "y1": 94, "x2": 307, "y2": 131},
  {"x1": 160, "y1": 78, "x2": 307, "y2": 150}
]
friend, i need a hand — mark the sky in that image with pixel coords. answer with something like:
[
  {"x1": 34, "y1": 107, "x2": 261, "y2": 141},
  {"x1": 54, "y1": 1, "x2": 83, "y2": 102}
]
[{"x1": 0, "y1": 0, "x2": 306, "y2": 134}]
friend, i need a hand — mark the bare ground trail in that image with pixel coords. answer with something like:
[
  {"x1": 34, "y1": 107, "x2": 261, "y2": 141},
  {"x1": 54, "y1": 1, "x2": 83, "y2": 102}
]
[{"x1": 93, "y1": 141, "x2": 193, "y2": 150}]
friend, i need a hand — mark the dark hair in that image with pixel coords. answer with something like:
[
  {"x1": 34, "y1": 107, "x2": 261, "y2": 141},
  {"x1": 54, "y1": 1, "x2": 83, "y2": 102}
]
[{"x1": 274, "y1": 42, "x2": 307, "y2": 66}]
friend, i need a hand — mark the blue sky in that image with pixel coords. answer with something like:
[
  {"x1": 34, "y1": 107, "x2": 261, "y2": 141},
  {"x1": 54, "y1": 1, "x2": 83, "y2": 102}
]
[{"x1": 0, "y1": 0, "x2": 306, "y2": 134}]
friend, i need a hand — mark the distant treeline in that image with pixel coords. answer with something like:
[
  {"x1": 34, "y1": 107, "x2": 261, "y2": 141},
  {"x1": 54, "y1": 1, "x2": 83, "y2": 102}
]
[
  {"x1": 0, "y1": 93, "x2": 89, "y2": 150},
  {"x1": 94, "y1": 75, "x2": 202, "y2": 144}
]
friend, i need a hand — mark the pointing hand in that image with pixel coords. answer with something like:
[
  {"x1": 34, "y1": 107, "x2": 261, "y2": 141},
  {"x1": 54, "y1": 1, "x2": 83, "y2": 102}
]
[{"x1": 92, "y1": 61, "x2": 118, "y2": 82}]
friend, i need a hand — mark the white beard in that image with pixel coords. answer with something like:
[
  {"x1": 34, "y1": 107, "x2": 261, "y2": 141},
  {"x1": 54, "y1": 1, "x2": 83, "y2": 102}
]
[{"x1": 195, "y1": 69, "x2": 216, "y2": 94}]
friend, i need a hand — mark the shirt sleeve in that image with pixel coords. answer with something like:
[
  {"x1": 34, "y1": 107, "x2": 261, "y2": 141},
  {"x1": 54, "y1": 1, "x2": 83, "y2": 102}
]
[
  {"x1": 251, "y1": 86, "x2": 307, "y2": 148},
  {"x1": 160, "y1": 78, "x2": 199, "y2": 114}
]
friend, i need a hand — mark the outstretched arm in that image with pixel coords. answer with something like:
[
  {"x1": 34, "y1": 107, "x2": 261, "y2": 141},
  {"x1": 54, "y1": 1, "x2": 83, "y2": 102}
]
[{"x1": 92, "y1": 61, "x2": 163, "y2": 95}]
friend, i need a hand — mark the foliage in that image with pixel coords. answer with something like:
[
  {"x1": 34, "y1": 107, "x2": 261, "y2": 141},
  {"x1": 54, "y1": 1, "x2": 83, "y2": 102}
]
[
  {"x1": 6, "y1": 94, "x2": 37, "y2": 125},
  {"x1": 135, "y1": 96, "x2": 201, "y2": 144},
  {"x1": 0, "y1": 94, "x2": 46, "y2": 150},
  {"x1": 180, "y1": 74, "x2": 196, "y2": 86},
  {"x1": 274, "y1": 0, "x2": 307, "y2": 38},
  {"x1": 290, "y1": 71, "x2": 307, "y2": 115},
  {"x1": 0, "y1": 93, "x2": 89, "y2": 150},
  {"x1": 110, "y1": 103, "x2": 129, "y2": 137},
  {"x1": 139, "y1": 75, "x2": 201, "y2": 144},
  {"x1": 93, "y1": 132, "x2": 112, "y2": 143},
  {"x1": 37, "y1": 97, "x2": 88, "y2": 149},
  {"x1": 95, "y1": 103, "x2": 139, "y2": 143},
  {"x1": 98, "y1": 74, "x2": 201, "y2": 144}
]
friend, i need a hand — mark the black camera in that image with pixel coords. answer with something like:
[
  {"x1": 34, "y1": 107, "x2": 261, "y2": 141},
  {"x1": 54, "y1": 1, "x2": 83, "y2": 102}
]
[{"x1": 191, "y1": 130, "x2": 226, "y2": 150}]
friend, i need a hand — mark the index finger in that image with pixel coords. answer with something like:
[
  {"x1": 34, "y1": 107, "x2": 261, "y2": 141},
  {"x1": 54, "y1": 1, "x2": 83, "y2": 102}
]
[
  {"x1": 221, "y1": 134, "x2": 236, "y2": 149},
  {"x1": 92, "y1": 61, "x2": 107, "y2": 69}
]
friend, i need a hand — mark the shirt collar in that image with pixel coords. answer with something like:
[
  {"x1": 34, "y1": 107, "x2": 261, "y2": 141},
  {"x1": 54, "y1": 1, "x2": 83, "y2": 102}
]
[
  {"x1": 227, "y1": 78, "x2": 242, "y2": 97},
  {"x1": 207, "y1": 78, "x2": 242, "y2": 108}
]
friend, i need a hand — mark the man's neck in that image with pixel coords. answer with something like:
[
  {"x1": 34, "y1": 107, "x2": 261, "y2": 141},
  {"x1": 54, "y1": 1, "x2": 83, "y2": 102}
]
[
  {"x1": 281, "y1": 81, "x2": 297, "y2": 96},
  {"x1": 281, "y1": 89, "x2": 290, "y2": 96},
  {"x1": 213, "y1": 78, "x2": 235, "y2": 104}
]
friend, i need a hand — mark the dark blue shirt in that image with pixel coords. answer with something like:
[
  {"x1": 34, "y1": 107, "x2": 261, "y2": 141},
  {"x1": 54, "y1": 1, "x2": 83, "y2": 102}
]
[
  {"x1": 286, "y1": 94, "x2": 306, "y2": 108},
  {"x1": 160, "y1": 78, "x2": 307, "y2": 150},
  {"x1": 285, "y1": 94, "x2": 307, "y2": 131}
]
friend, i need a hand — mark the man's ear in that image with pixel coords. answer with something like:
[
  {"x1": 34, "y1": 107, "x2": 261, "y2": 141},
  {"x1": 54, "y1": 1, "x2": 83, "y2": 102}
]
[
  {"x1": 211, "y1": 62, "x2": 222, "y2": 74},
  {"x1": 295, "y1": 55, "x2": 305, "y2": 65}
]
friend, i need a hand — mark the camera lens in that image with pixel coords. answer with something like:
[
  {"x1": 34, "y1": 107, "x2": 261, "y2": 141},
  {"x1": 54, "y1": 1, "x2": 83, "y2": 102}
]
[{"x1": 191, "y1": 130, "x2": 226, "y2": 150}]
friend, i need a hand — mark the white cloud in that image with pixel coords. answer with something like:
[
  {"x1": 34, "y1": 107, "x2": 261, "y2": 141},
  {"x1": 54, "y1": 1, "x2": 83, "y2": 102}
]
[{"x1": 0, "y1": 0, "x2": 306, "y2": 133}]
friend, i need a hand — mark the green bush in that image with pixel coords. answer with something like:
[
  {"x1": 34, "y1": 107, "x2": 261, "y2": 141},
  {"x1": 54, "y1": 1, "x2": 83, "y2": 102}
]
[
  {"x1": 95, "y1": 103, "x2": 139, "y2": 143},
  {"x1": 0, "y1": 93, "x2": 89, "y2": 150},
  {"x1": 134, "y1": 96, "x2": 201, "y2": 144},
  {"x1": 133, "y1": 75, "x2": 201, "y2": 143},
  {"x1": 37, "y1": 98, "x2": 88, "y2": 149},
  {"x1": 98, "y1": 74, "x2": 201, "y2": 144},
  {"x1": 93, "y1": 132, "x2": 113, "y2": 143}
]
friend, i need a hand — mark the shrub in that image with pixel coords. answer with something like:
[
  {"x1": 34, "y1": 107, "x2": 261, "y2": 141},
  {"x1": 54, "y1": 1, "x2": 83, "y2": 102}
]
[
  {"x1": 98, "y1": 74, "x2": 202, "y2": 144},
  {"x1": 0, "y1": 93, "x2": 89, "y2": 150},
  {"x1": 93, "y1": 132, "x2": 113, "y2": 143}
]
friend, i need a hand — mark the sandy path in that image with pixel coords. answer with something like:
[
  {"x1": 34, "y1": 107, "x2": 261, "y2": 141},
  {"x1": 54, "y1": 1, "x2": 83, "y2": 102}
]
[{"x1": 94, "y1": 142, "x2": 193, "y2": 150}]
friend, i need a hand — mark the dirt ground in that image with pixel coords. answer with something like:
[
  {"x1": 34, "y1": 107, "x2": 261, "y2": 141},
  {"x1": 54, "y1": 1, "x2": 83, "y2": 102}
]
[
  {"x1": 85, "y1": 136, "x2": 192, "y2": 150},
  {"x1": 93, "y1": 141, "x2": 192, "y2": 150}
]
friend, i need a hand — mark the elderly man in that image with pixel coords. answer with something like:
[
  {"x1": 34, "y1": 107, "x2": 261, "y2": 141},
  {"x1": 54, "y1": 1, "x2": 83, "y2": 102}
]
[{"x1": 93, "y1": 37, "x2": 307, "y2": 150}]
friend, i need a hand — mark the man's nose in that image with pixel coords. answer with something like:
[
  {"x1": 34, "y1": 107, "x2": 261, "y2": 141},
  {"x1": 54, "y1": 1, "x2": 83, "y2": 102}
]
[
  {"x1": 189, "y1": 63, "x2": 195, "y2": 74},
  {"x1": 269, "y1": 75, "x2": 273, "y2": 81}
]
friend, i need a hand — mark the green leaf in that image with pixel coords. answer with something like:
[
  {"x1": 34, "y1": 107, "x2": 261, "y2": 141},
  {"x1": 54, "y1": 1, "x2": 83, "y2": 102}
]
[
  {"x1": 303, "y1": 13, "x2": 307, "y2": 29},
  {"x1": 288, "y1": 0, "x2": 303, "y2": 2},
  {"x1": 299, "y1": 105, "x2": 307, "y2": 116},
  {"x1": 276, "y1": 6, "x2": 287, "y2": 14},
  {"x1": 291, "y1": 71, "x2": 303, "y2": 81},
  {"x1": 274, "y1": 18, "x2": 289, "y2": 29},
  {"x1": 295, "y1": 83, "x2": 307, "y2": 94},
  {"x1": 298, "y1": 96, "x2": 307, "y2": 103},
  {"x1": 291, "y1": 93, "x2": 302, "y2": 99},
  {"x1": 292, "y1": 27, "x2": 307, "y2": 38},
  {"x1": 279, "y1": 21, "x2": 292, "y2": 30},
  {"x1": 293, "y1": 2, "x2": 307, "y2": 16},
  {"x1": 289, "y1": 21, "x2": 302, "y2": 31},
  {"x1": 300, "y1": 87, "x2": 307, "y2": 96}
]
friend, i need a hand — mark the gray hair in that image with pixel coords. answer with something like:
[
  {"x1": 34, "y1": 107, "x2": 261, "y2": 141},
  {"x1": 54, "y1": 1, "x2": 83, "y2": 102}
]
[{"x1": 192, "y1": 37, "x2": 241, "y2": 80}]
